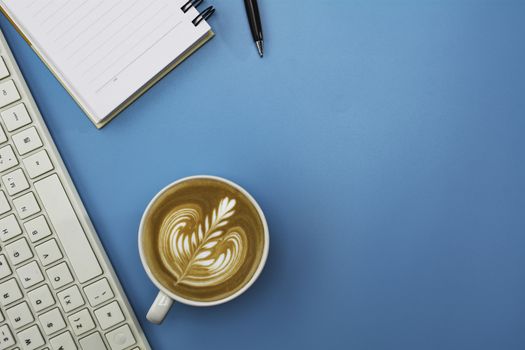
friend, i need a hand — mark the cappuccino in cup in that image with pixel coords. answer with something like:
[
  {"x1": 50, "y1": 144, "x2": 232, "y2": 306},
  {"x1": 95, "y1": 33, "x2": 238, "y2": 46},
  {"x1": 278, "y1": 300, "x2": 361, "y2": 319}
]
[{"x1": 139, "y1": 176, "x2": 269, "y2": 323}]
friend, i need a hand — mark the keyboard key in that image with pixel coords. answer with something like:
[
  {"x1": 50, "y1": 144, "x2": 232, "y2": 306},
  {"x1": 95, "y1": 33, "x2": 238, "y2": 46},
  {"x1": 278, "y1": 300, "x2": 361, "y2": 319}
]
[
  {"x1": 24, "y1": 215, "x2": 52, "y2": 243},
  {"x1": 0, "y1": 145, "x2": 18, "y2": 173},
  {"x1": 0, "y1": 124, "x2": 6, "y2": 144},
  {"x1": 0, "y1": 254, "x2": 11, "y2": 279},
  {"x1": 2, "y1": 168, "x2": 30, "y2": 196},
  {"x1": 0, "y1": 310, "x2": 3, "y2": 323},
  {"x1": 35, "y1": 175, "x2": 102, "y2": 283},
  {"x1": 68, "y1": 309, "x2": 95, "y2": 336},
  {"x1": 39, "y1": 308, "x2": 66, "y2": 336},
  {"x1": 12, "y1": 127, "x2": 43, "y2": 155},
  {"x1": 36, "y1": 239, "x2": 63, "y2": 266},
  {"x1": 0, "y1": 214, "x2": 21, "y2": 242},
  {"x1": 5, "y1": 238, "x2": 33, "y2": 265},
  {"x1": 0, "y1": 324, "x2": 15, "y2": 349},
  {"x1": 57, "y1": 285, "x2": 85, "y2": 312},
  {"x1": 16, "y1": 261, "x2": 44, "y2": 288},
  {"x1": 0, "y1": 80, "x2": 20, "y2": 108},
  {"x1": 50, "y1": 331, "x2": 76, "y2": 350},
  {"x1": 13, "y1": 192, "x2": 41, "y2": 219},
  {"x1": 94, "y1": 301, "x2": 125, "y2": 330},
  {"x1": 6, "y1": 301, "x2": 34, "y2": 329},
  {"x1": 23, "y1": 150, "x2": 54, "y2": 179},
  {"x1": 27, "y1": 285, "x2": 55, "y2": 312},
  {"x1": 0, "y1": 57, "x2": 9, "y2": 80},
  {"x1": 1, "y1": 103, "x2": 31, "y2": 132},
  {"x1": 84, "y1": 278, "x2": 114, "y2": 307},
  {"x1": 0, "y1": 278, "x2": 22, "y2": 306},
  {"x1": 105, "y1": 324, "x2": 135, "y2": 350},
  {"x1": 79, "y1": 332, "x2": 107, "y2": 350},
  {"x1": 46, "y1": 262, "x2": 74, "y2": 289},
  {"x1": 16, "y1": 325, "x2": 45, "y2": 350},
  {"x1": 0, "y1": 190, "x2": 11, "y2": 214}
]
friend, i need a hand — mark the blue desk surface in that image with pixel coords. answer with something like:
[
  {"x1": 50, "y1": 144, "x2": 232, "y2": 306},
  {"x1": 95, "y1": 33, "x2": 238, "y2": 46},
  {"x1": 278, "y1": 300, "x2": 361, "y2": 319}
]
[{"x1": 2, "y1": 1, "x2": 524, "y2": 349}]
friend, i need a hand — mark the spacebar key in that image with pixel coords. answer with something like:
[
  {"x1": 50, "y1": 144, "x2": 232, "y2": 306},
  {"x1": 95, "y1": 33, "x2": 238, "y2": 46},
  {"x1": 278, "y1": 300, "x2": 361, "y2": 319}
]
[{"x1": 35, "y1": 174, "x2": 102, "y2": 283}]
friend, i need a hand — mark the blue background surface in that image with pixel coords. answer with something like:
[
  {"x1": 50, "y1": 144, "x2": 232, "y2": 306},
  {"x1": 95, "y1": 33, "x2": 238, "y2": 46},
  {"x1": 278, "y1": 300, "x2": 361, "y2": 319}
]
[{"x1": 1, "y1": 1, "x2": 525, "y2": 349}]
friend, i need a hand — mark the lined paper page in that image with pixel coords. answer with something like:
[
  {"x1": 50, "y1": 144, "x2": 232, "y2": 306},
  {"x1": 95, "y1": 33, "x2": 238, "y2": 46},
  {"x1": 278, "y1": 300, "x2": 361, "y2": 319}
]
[{"x1": 0, "y1": 0, "x2": 210, "y2": 122}]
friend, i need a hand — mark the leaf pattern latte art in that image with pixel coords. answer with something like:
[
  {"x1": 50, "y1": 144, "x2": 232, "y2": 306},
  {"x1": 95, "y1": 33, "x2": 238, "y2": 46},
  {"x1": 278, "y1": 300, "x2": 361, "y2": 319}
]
[{"x1": 159, "y1": 197, "x2": 248, "y2": 287}]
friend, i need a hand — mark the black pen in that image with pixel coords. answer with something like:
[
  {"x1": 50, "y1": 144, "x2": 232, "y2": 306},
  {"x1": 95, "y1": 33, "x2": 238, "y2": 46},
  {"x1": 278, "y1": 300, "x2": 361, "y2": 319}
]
[{"x1": 244, "y1": 0, "x2": 264, "y2": 57}]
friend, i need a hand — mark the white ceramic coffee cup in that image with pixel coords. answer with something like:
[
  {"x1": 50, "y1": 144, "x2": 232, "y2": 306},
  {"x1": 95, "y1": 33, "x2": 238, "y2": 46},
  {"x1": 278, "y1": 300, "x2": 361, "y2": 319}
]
[{"x1": 138, "y1": 175, "x2": 269, "y2": 324}]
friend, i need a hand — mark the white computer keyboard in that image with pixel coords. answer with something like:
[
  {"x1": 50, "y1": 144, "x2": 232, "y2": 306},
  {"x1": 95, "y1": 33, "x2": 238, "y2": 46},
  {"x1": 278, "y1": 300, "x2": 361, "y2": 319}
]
[{"x1": 0, "y1": 30, "x2": 151, "y2": 350}]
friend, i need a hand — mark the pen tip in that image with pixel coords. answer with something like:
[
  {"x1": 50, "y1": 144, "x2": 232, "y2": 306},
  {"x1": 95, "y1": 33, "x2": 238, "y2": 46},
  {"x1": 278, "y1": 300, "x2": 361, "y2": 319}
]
[{"x1": 256, "y1": 40, "x2": 264, "y2": 57}]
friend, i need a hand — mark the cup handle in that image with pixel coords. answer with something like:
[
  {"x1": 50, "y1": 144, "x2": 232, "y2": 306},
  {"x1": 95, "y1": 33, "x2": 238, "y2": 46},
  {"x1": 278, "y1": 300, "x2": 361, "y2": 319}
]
[{"x1": 146, "y1": 291, "x2": 174, "y2": 324}]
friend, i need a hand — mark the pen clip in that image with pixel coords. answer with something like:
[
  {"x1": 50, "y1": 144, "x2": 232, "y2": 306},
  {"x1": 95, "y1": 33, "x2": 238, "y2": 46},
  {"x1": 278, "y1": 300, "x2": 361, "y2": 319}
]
[
  {"x1": 192, "y1": 6, "x2": 215, "y2": 26},
  {"x1": 181, "y1": 0, "x2": 204, "y2": 13}
]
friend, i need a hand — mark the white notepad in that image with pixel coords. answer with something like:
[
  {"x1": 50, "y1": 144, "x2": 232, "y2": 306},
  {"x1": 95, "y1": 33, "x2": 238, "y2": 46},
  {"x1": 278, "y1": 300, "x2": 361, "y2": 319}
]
[{"x1": 0, "y1": 0, "x2": 214, "y2": 127}]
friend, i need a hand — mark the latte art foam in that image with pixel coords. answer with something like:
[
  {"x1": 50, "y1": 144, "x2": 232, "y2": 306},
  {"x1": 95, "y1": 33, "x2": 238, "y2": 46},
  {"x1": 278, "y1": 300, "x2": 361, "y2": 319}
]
[
  {"x1": 159, "y1": 197, "x2": 248, "y2": 287},
  {"x1": 141, "y1": 177, "x2": 266, "y2": 302}
]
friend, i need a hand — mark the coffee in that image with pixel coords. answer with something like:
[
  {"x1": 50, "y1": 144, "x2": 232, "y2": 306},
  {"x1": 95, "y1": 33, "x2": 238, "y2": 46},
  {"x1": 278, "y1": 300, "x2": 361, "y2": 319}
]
[{"x1": 141, "y1": 178, "x2": 266, "y2": 303}]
